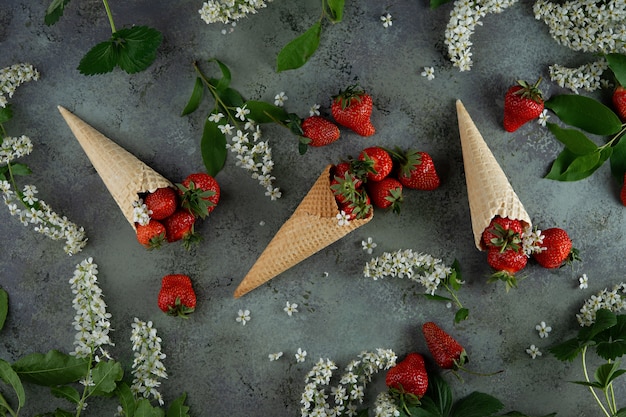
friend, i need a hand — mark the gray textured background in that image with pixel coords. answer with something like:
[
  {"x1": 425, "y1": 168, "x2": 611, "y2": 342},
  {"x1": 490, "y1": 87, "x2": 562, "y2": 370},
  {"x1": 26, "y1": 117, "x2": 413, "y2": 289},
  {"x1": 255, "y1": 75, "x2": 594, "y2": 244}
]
[{"x1": 1, "y1": 0, "x2": 625, "y2": 415}]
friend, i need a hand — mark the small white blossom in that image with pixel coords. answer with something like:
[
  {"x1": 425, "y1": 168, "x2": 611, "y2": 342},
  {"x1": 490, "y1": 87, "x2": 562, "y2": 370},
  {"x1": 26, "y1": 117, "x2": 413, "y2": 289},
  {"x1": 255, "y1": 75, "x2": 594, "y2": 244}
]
[
  {"x1": 537, "y1": 109, "x2": 550, "y2": 126},
  {"x1": 269, "y1": 352, "x2": 283, "y2": 361},
  {"x1": 536, "y1": 321, "x2": 552, "y2": 338},
  {"x1": 284, "y1": 301, "x2": 299, "y2": 316},
  {"x1": 235, "y1": 105, "x2": 250, "y2": 121},
  {"x1": 336, "y1": 210, "x2": 350, "y2": 226},
  {"x1": 208, "y1": 112, "x2": 224, "y2": 122},
  {"x1": 274, "y1": 92, "x2": 288, "y2": 107},
  {"x1": 421, "y1": 66, "x2": 435, "y2": 80},
  {"x1": 526, "y1": 344, "x2": 542, "y2": 359},
  {"x1": 296, "y1": 348, "x2": 307, "y2": 363},
  {"x1": 579, "y1": 274, "x2": 589, "y2": 289},
  {"x1": 381, "y1": 13, "x2": 393, "y2": 28},
  {"x1": 309, "y1": 104, "x2": 321, "y2": 117},
  {"x1": 236, "y1": 309, "x2": 251, "y2": 325}
]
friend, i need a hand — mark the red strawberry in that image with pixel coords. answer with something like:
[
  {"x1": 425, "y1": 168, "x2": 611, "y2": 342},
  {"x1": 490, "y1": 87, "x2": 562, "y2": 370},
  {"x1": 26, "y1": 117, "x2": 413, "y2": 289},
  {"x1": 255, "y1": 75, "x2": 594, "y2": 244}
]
[
  {"x1": 332, "y1": 161, "x2": 363, "y2": 189},
  {"x1": 358, "y1": 147, "x2": 393, "y2": 182},
  {"x1": 163, "y1": 210, "x2": 200, "y2": 249},
  {"x1": 301, "y1": 116, "x2": 340, "y2": 147},
  {"x1": 136, "y1": 219, "x2": 166, "y2": 249},
  {"x1": 621, "y1": 172, "x2": 626, "y2": 206},
  {"x1": 331, "y1": 86, "x2": 375, "y2": 136},
  {"x1": 395, "y1": 150, "x2": 441, "y2": 191},
  {"x1": 503, "y1": 78, "x2": 544, "y2": 132},
  {"x1": 422, "y1": 321, "x2": 468, "y2": 370},
  {"x1": 145, "y1": 187, "x2": 178, "y2": 220},
  {"x1": 158, "y1": 274, "x2": 196, "y2": 317},
  {"x1": 366, "y1": 177, "x2": 403, "y2": 213},
  {"x1": 481, "y1": 216, "x2": 523, "y2": 251},
  {"x1": 532, "y1": 227, "x2": 578, "y2": 269},
  {"x1": 613, "y1": 85, "x2": 626, "y2": 121},
  {"x1": 487, "y1": 247, "x2": 527, "y2": 291},
  {"x1": 385, "y1": 352, "x2": 429, "y2": 399},
  {"x1": 177, "y1": 172, "x2": 220, "y2": 219}
]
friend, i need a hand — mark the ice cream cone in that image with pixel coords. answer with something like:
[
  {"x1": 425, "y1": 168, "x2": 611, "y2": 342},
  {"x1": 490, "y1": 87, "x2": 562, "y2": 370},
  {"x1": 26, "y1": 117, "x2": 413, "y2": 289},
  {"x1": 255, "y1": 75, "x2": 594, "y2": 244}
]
[
  {"x1": 456, "y1": 100, "x2": 531, "y2": 250},
  {"x1": 234, "y1": 165, "x2": 373, "y2": 298},
  {"x1": 58, "y1": 106, "x2": 173, "y2": 230}
]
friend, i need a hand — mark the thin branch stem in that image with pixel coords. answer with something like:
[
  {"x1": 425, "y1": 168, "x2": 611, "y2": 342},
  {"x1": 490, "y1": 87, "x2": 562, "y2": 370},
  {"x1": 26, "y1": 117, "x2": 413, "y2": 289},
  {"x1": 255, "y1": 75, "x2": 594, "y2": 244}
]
[
  {"x1": 581, "y1": 346, "x2": 611, "y2": 417},
  {"x1": 102, "y1": 0, "x2": 117, "y2": 34}
]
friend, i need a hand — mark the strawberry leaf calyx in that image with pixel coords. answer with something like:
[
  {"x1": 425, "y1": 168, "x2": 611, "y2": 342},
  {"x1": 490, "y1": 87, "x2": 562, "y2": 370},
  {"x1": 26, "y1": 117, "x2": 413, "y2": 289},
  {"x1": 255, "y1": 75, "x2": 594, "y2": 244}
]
[
  {"x1": 487, "y1": 270, "x2": 519, "y2": 292},
  {"x1": 167, "y1": 296, "x2": 195, "y2": 319},
  {"x1": 389, "y1": 385, "x2": 422, "y2": 415},
  {"x1": 514, "y1": 78, "x2": 544, "y2": 103},
  {"x1": 333, "y1": 85, "x2": 365, "y2": 110},
  {"x1": 177, "y1": 181, "x2": 216, "y2": 219},
  {"x1": 489, "y1": 223, "x2": 522, "y2": 252}
]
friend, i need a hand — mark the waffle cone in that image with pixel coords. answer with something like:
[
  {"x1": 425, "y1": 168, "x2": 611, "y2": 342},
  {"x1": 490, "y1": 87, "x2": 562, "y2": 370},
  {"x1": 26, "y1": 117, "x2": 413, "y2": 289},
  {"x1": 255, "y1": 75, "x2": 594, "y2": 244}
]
[
  {"x1": 456, "y1": 100, "x2": 531, "y2": 250},
  {"x1": 234, "y1": 165, "x2": 373, "y2": 298},
  {"x1": 58, "y1": 106, "x2": 173, "y2": 230}
]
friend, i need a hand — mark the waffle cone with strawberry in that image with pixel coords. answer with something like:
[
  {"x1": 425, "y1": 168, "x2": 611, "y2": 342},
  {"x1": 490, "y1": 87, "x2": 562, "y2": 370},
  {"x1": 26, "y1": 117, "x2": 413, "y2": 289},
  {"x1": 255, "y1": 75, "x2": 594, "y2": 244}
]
[
  {"x1": 234, "y1": 165, "x2": 373, "y2": 298},
  {"x1": 456, "y1": 100, "x2": 532, "y2": 250},
  {"x1": 58, "y1": 106, "x2": 173, "y2": 230}
]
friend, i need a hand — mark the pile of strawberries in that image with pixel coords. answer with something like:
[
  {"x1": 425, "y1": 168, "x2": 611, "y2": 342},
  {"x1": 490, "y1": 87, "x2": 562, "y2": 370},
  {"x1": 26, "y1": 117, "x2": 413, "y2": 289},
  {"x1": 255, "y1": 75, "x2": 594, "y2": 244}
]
[
  {"x1": 135, "y1": 172, "x2": 220, "y2": 250},
  {"x1": 482, "y1": 216, "x2": 579, "y2": 290},
  {"x1": 329, "y1": 146, "x2": 441, "y2": 219}
]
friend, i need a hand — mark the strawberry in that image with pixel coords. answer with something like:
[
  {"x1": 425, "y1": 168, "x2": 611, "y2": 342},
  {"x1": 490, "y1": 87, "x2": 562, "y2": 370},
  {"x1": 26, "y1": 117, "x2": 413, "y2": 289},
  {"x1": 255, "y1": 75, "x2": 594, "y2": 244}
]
[
  {"x1": 503, "y1": 78, "x2": 544, "y2": 132},
  {"x1": 136, "y1": 219, "x2": 166, "y2": 249},
  {"x1": 422, "y1": 321, "x2": 468, "y2": 370},
  {"x1": 487, "y1": 246, "x2": 527, "y2": 291},
  {"x1": 481, "y1": 216, "x2": 523, "y2": 251},
  {"x1": 358, "y1": 147, "x2": 393, "y2": 182},
  {"x1": 532, "y1": 227, "x2": 579, "y2": 269},
  {"x1": 394, "y1": 149, "x2": 441, "y2": 191},
  {"x1": 385, "y1": 352, "x2": 429, "y2": 399},
  {"x1": 366, "y1": 177, "x2": 403, "y2": 213},
  {"x1": 621, "y1": 172, "x2": 626, "y2": 206},
  {"x1": 332, "y1": 161, "x2": 363, "y2": 189},
  {"x1": 177, "y1": 172, "x2": 220, "y2": 219},
  {"x1": 157, "y1": 274, "x2": 196, "y2": 318},
  {"x1": 163, "y1": 210, "x2": 200, "y2": 249},
  {"x1": 612, "y1": 85, "x2": 626, "y2": 121},
  {"x1": 331, "y1": 85, "x2": 376, "y2": 136},
  {"x1": 301, "y1": 116, "x2": 340, "y2": 147},
  {"x1": 145, "y1": 187, "x2": 178, "y2": 220}
]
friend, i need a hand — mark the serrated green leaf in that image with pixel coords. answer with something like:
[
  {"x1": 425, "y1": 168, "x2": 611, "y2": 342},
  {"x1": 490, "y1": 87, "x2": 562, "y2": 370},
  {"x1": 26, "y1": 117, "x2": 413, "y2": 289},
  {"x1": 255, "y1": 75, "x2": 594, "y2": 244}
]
[
  {"x1": 430, "y1": 0, "x2": 453, "y2": 8},
  {"x1": 9, "y1": 163, "x2": 32, "y2": 177},
  {"x1": 166, "y1": 392, "x2": 190, "y2": 417},
  {"x1": 113, "y1": 26, "x2": 163, "y2": 74},
  {"x1": 610, "y1": 137, "x2": 626, "y2": 183},
  {"x1": 201, "y1": 119, "x2": 227, "y2": 177},
  {"x1": 45, "y1": 0, "x2": 71, "y2": 25},
  {"x1": 594, "y1": 315, "x2": 626, "y2": 360},
  {"x1": 181, "y1": 77, "x2": 204, "y2": 116},
  {"x1": 77, "y1": 40, "x2": 119, "y2": 75},
  {"x1": 607, "y1": 53, "x2": 626, "y2": 87},
  {"x1": 326, "y1": 0, "x2": 345, "y2": 22},
  {"x1": 135, "y1": 398, "x2": 165, "y2": 417},
  {"x1": 89, "y1": 360, "x2": 123, "y2": 396},
  {"x1": 0, "y1": 288, "x2": 7, "y2": 331},
  {"x1": 52, "y1": 408, "x2": 75, "y2": 417},
  {"x1": 546, "y1": 123, "x2": 599, "y2": 155},
  {"x1": 115, "y1": 383, "x2": 136, "y2": 417},
  {"x1": 0, "y1": 105, "x2": 13, "y2": 124},
  {"x1": 593, "y1": 361, "x2": 626, "y2": 388},
  {"x1": 579, "y1": 309, "x2": 618, "y2": 343},
  {"x1": 450, "y1": 392, "x2": 504, "y2": 417},
  {"x1": 277, "y1": 22, "x2": 322, "y2": 72},
  {"x1": 243, "y1": 100, "x2": 289, "y2": 124},
  {"x1": 425, "y1": 373, "x2": 453, "y2": 416},
  {"x1": 549, "y1": 337, "x2": 583, "y2": 362},
  {"x1": 12, "y1": 350, "x2": 90, "y2": 386},
  {"x1": 0, "y1": 359, "x2": 25, "y2": 409},
  {"x1": 545, "y1": 94, "x2": 622, "y2": 136},
  {"x1": 209, "y1": 58, "x2": 231, "y2": 92},
  {"x1": 545, "y1": 147, "x2": 610, "y2": 181},
  {"x1": 51, "y1": 385, "x2": 80, "y2": 404}
]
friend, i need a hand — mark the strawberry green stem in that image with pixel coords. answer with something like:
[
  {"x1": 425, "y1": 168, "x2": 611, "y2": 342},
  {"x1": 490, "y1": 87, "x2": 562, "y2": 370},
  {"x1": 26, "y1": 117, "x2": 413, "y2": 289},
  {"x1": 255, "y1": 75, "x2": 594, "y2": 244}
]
[
  {"x1": 581, "y1": 346, "x2": 611, "y2": 417},
  {"x1": 102, "y1": 0, "x2": 117, "y2": 34}
]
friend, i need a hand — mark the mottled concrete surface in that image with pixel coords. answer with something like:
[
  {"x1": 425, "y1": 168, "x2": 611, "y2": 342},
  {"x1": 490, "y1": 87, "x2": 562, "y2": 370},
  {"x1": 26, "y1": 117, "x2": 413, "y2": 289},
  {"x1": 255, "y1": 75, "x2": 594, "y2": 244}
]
[{"x1": 1, "y1": 1, "x2": 625, "y2": 416}]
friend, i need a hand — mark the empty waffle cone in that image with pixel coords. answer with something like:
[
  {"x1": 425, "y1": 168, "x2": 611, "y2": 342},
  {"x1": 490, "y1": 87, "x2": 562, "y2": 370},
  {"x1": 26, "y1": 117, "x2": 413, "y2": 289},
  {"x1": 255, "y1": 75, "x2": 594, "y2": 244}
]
[
  {"x1": 58, "y1": 106, "x2": 173, "y2": 230},
  {"x1": 234, "y1": 165, "x2": 373, "y2": 298},
  {"x1": 456, "y1": 100, "x2": 532, "y2": 250}
]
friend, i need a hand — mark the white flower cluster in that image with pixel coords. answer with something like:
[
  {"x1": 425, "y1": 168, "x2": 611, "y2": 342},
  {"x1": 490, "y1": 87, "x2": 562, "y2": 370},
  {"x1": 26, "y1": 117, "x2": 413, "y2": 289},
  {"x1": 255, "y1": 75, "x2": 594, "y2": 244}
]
[
  {"x1": 0, "y1": 63, "x2": 39, "y2": 108},
  {"x1": 130, "y1": 317, "x2": 168, "y2": 405},
  {"x1": 132, "y1": 199, "x2": 151, "y2": 226},
  {"x1": 0, "y1": 135, "x2": 33, "y2": 162},
  {"x1": 1, "y1": 180, "x2": 88, "y2": 255},
  {"x1": 199, "y1": 0, "x2": 272, "y2": 26},
  {"x1": 363, "y1": 249, "x2": 456, "y2": 296},
  {"x1": 444, "y1": 0, "x2": 519, "y2": 71},
  {"x1": 300, "y1": 349, "x2": 397, "y2": 417},
  {"x1": 522, "y1": 226, "x2": 545, "y2": 256},
  {"x1": 373, "y1": 392, "x2": 401, "y2": 417},
  {"x1": 534, "y1": 0, "x2": 626, "y2": 92},
  {"x1": 217, "y1": 108, "x2": 281, "y2": 200},
  {"x1": 577, "y1": 282, "x2": 626, "y2": 326},
  {"x1": 69, "y1": 258, "x2": 114, "y2": 359}
]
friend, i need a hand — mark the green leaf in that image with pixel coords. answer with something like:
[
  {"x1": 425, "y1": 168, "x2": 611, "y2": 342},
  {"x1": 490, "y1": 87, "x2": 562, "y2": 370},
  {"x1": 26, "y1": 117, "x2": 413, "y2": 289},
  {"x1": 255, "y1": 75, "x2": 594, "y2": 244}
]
[
  {"x1": 217, "y1": 87, "x2": 245, "y2": 109},
  {"x1": 326, "y1": 0, "x2": 345, "y2": 22},
  {"x1": 579, "y1": 309, "x2": 618, "y2": 343},
  {"x1": 243, "y1": 100, "x2": 289, "y2": 124},
  {"x1": 594, "y1": 361, "x2": 626, "y2": 388},
  {"x1": 610, "y1": 137, "x2": 626, "y2": 183},
  {"x1": 549, "y1": 337, "x2": 583, "y2": 362},
  {"x1": 545, "y1": 94, "x2": 622, "y2": 136},
  {"x1": 9, "y1": 163, "x2": 32, "y2": 177},
  {"x1": 115, "y1": 383, "x2": 136, "y2": 417},
  {"x1": 181, "y1": 77, "x2": 204, "y2": 116},
  {"x1": 51, "y1": 409, "x2": 75, "y2": 417},
  {"x1": 166, "y1": 392, "x2": 190, "y2": 417},
  {"x1": 78, "y1": 26, "x2": 163, "y2": 75},
  {"x1": 500, "y1": 413, "x2": 557, "y2": 417},
  {"x1": 45, "y1": 0, "x2": 71, "y2": 25},
  {"x1": 545, "y1": 147, "x2": 610, "y2": 181},
  {"x1": 0, "y1": 392, "x2": 16, "y2": 415},
  {"x1": 135, "y1": 398, "x2": 165, "y2": 417},
  {"x1": 0, "y1": 359, "x2": 25, "y2": 409},
  {"x1": 276, "y1": 22, "x2": 322, "y2": 72},
  {"x1": 594, "y1": 315, "x2": 626, "y2": 360},
  {"x1": 607, "y1": 53, "x2": 626, "y2": 87},
  {"x1": 430, "y1": 0, "x2": 453, "y2": 8},
  {"x1": 12, "y1": 350, "x2": 90, "y2": 386},
  {"x1": 546, "y1": 123, "x2": 599, "y2": 155},
  {"x1": 616, "y1": 407, "x2": 626, "y2": 417},
  {"x1": 0, "y1": 288, "x2": 7, "y2": 331},
  {"x1": 89, "y1": 360, "x2": 123, "y2": 396},
  {"x1": 51, "y1": 385, "x2": 80, "y2": 404},
  {"x1": 406, "y1": 397, "x2": 443, "y2": 417},
  {"x1": 210, "y1": 58, "x2": 232, "y2": 92},
  {"x1": 450, "y1": 392, "x2": 504, "y2": 417},
  {"x1": 200, "y1": 119, "x2": 227, "y2": 177},
  {"x1": 426, "y1": 373, "x2": 453, "y2": 416},
  {"x1": 454, "y1": 308, "x2": 469, "y2": 323},
  {"x1": 0, "y1": 105, "x2": 13, "y2": 124}
]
